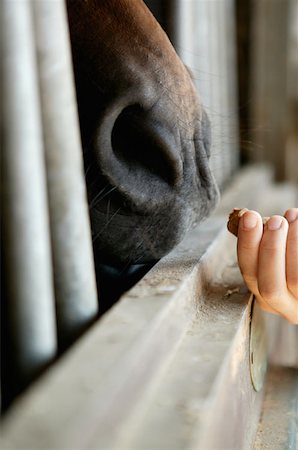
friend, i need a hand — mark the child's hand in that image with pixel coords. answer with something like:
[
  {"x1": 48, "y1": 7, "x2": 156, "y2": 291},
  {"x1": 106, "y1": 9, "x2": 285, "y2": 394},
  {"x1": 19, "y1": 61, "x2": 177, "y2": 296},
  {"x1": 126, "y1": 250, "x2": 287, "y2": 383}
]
[{"x1": 237, "y1": 208, "x2": 298, "y2": 324}]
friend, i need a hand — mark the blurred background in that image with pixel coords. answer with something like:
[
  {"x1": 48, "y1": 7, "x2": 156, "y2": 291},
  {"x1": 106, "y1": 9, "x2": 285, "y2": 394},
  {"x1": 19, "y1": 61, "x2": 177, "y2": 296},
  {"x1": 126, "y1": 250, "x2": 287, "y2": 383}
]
[{"x1": 145, "y1": 0, "x2": 298, "y2": 188}]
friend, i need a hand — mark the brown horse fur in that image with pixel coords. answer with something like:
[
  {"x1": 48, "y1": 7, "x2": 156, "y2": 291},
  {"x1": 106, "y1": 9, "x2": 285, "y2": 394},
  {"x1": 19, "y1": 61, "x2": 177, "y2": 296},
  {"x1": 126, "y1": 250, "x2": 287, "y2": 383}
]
[{"x1": 67, "y1": 0, "x2": 219, "y2": 265}]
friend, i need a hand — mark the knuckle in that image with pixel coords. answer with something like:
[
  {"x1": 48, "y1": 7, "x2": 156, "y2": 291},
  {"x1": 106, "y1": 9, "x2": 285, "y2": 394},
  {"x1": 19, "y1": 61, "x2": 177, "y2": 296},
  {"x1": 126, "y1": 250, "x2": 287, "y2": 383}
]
[{"x1": 239, "y1": 243, "x2": 257, "y2": 252}]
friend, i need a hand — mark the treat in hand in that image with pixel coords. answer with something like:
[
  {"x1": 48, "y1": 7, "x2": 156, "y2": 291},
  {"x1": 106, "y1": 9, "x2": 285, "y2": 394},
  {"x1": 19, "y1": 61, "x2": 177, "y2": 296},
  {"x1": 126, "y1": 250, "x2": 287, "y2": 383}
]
[
  {"x1": 227, "y1": 207, "x2": 298, "y2": 324},
  {"x1": 227, "y1": 207, "x2": 269, "y2": 237}
]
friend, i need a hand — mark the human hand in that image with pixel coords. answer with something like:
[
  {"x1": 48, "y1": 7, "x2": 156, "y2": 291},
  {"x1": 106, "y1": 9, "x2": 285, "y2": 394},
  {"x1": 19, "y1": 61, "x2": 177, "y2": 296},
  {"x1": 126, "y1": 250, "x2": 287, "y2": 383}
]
[{"x1": 236, "y1": 208, "x2": 298, "y2": 324}]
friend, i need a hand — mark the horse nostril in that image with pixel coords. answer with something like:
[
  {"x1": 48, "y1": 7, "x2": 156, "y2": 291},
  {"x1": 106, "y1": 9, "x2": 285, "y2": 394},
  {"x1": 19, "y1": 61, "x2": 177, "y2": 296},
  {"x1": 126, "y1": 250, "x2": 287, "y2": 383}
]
[
  {"x1": 93, "y1": 101, "x2": 183, "y2": 211},
  {"x1": 111, "y1": 104, "x2": 181, "y2": 186}
]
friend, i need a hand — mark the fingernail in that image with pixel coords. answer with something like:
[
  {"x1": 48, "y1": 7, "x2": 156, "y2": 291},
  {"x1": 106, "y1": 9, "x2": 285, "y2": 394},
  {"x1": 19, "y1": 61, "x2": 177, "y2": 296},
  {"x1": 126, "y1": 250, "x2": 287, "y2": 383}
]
[
  {"x1": 243, "y1": 212, "x2": 258, "y2": 230},
  {"x1": 267, "y1": 216, "x2": 283, "y2": 230},
  {"x1": 285, "y1": 210, "x2": 297, "y2": 223}
]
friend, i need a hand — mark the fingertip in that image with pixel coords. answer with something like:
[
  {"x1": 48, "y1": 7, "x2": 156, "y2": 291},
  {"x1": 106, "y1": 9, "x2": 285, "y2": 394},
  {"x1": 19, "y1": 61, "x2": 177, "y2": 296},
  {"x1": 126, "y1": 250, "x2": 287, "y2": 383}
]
[
  {"x1": 284, "y1": 208, "x2": 298, "y2": 223},
  {"x1": 266, "y1": 215, "x2": 288, "y2": 231},
  {"x1": 240, "y1": 210, "x2": 262, "y2": 232}
]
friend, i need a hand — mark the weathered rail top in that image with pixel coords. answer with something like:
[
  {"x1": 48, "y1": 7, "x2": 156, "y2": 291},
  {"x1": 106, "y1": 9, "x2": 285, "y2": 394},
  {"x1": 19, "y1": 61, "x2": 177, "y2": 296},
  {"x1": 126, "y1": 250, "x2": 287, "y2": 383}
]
[{"x1": 1, "y1": 165, "x2": 297, "y2": 450}]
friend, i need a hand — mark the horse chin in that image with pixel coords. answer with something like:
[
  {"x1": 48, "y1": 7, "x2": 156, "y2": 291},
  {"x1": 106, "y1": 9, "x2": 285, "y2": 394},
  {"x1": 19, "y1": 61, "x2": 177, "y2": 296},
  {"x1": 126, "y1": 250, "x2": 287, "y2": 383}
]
[
  {"x1": 90, "y1": 202, "x2": 189, "y2": 265},
  {"x1": 90, "y1": 180, "x2": 219, "y2": 266}
]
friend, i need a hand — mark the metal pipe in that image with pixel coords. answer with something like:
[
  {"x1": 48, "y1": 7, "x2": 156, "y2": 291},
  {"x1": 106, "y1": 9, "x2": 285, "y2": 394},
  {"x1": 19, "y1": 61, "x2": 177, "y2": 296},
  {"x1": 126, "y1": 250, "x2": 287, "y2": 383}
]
[
  {"x1": 1, "y1": 0, "x2": 57, "y2": 384},
  {"x1": 32, "y1": 0, "x2": 98, "y2": 349}
]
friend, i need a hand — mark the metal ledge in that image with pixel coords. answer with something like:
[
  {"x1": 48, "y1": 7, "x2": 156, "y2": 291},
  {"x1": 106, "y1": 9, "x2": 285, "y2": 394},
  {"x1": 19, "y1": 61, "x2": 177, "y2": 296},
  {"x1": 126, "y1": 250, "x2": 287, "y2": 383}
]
[{"x1": 1, "y1": 165, "x2": 297, "y2": 449}]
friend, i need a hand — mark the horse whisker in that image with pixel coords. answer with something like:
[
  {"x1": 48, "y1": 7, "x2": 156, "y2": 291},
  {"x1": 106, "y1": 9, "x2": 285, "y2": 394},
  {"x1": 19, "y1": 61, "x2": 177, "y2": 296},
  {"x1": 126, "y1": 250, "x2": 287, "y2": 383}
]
[
  {"x1": 90, "y1": 185, "x2": 117, "y2": 209},
  {"x1": 92, "y1": 207, "x2": 122, "y2": 242}
]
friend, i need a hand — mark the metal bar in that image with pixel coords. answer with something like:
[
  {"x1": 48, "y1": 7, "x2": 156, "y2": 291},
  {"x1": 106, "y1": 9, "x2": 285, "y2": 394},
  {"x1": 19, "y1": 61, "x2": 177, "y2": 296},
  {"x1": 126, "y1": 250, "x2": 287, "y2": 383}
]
[
  {"x1": 32, "y1": 0, "x2": 98, "y2": 349},
  {"x1": 218, "y1": 0, "x2": 231, "y2": 181},
  {"x1": 1, "y1": 0, "x2": 57, "y2": 384},
  {"x1": 209, "y1": 1, "x2": 226, "y2": 188},
  {"x1": 225, "y1": 0, "x2": 240, "y2": 175},
  {"x1": 250, "y1": 0, "x2": 290, "y2": 181},
  {"x1": 169, "y1": 0, "x2": 240, "y2": 189}
]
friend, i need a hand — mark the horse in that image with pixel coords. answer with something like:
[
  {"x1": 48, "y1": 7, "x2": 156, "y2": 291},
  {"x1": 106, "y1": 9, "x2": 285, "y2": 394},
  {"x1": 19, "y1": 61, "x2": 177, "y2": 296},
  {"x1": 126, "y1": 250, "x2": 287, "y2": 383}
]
[{"x1": 66, "y1": 0, "x2": 219, "y2": 305}]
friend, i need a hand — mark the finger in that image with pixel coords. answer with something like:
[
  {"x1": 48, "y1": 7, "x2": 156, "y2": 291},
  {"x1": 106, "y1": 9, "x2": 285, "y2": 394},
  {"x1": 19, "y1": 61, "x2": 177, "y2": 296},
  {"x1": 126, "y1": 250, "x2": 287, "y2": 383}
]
[
  {"x1": 237, "y1": 210, "x2": 263, "y2": 294},
  {"x1": 237, "y1": 211, "x2": 277, "y2": 313},
  {"x1": 284, "y1": 208, "x2": 298, "y2": 298},
  {"x1": 258, "y1": 216, "x2": 297, "y2": 322}
]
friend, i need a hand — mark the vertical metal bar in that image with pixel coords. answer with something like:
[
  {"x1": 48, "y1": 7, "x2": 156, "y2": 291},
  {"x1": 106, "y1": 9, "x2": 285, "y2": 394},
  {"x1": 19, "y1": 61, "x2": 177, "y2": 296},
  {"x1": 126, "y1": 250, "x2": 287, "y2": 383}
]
[
  {"x1": 215, "y1": 0, "x2": 239, "y2": 182},
  {"x1": 177, "y1": 0, "x2": 224, "y2": 187},
  {"x1": 250, "y1": 0, "x2": 290, "y2": 181},
  {"x1": 1, "y1": 0, "x2": 57, "y2": 383},
  {"x1": 225, "y1": 0, "x2": 240, "y2": 176},
  {"x1": 165, "y1": 0, "x2": 240, "y2": 188},
  {"x1": 194, "y1": 0, "x2": 239, "y2": 186},
  {"x1": 32, "y1": 0, "x2": 98, "y2": 348},
  {"x1": 174, "y1": 0, "x2": 195, "y2": 69},
  {"x1": 193, "y1": 0, "x2": 212, "y2": 110},
  {"x1": 207, "y1": 1, "x2": 225, "y2": 187},
  {"x1": 218, "y1": 0, "x2": 231, "y2": 182},
  {"x1": 286, "y1": 0, "x2": 298, "y2": 184}
]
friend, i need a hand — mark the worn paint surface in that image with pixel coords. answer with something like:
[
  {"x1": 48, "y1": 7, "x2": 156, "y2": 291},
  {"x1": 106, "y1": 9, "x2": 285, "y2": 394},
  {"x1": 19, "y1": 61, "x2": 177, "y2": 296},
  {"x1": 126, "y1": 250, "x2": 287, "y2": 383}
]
[{"x1": 254, "y1": 367, "x2": 298, "y2": 450}]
